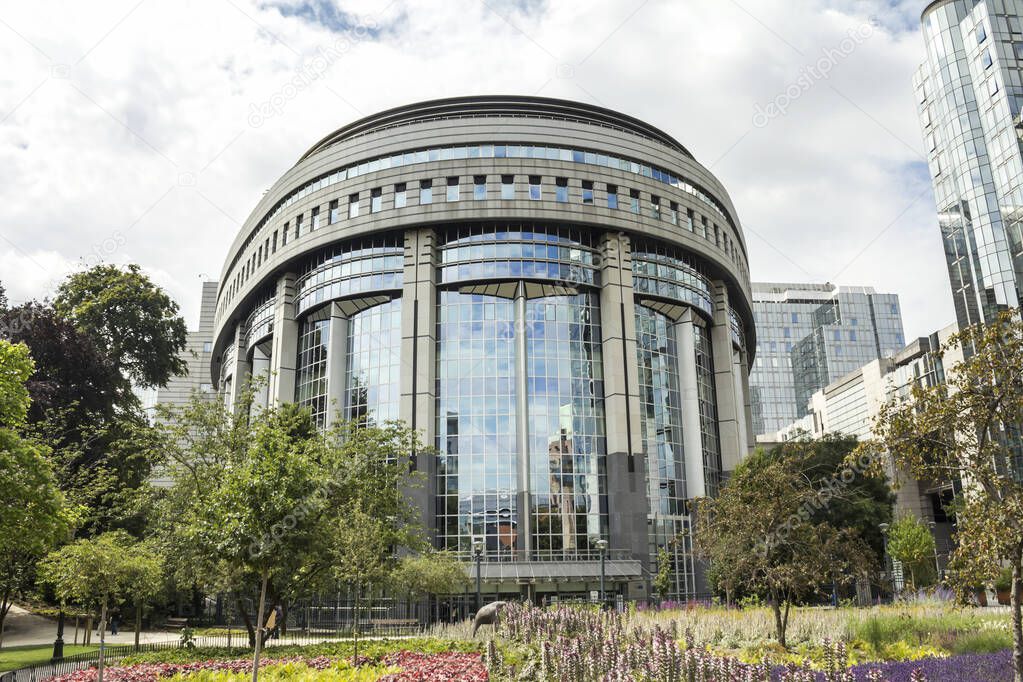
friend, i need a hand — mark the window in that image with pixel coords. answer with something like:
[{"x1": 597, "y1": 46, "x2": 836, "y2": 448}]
[
  {"x1": 329, "y1": 199, "x2": 340, "y2": 224},
  {"x1": 629, "y1": 189, "x2": 640, "y2": 213},
  {"x1": 394, "y1": 183, "x2": 407, "y2": 208},
  {"x1": 295, "y1": 214, "x2": 303, "y2": 239},
  {"x1": 582, "y1": 180, "x2": 594, "y2": 205},
  {"x1": 668, "y1": 201, "x2": 678, "y2": 225},
  {"x1": 982, "y1": 49, "x2": 993, "y2": 69},
  {"x1": 272, "y1": 230, "x2": 278, "y2": 253},
  {"x1": 348, "y1": 193, "x2": 360, "y2": 218},
  {"x1": 446, "y1": 177, "x2": 459, "y2": 202},
  {"x1": 791, "y1": 312, "x2": 798, "y2": 324},
  {"x1": 528, "y1": 175, "x2": 541, "y2": 200},
  {"x1": 200, "y1": 383, "x2": 212, "y2": 393},
  {"x1": 203, "y1": 341, "x2": 212, "y2": 353},
  {"x1": 371, "y1": 187, "x2": 382, "y2": 213},
  {"x1": 977, "y1": 23, "x2": 987, "y2": 44},
  {"x1": 555, "y1": 177, "x2": 568, "y2": 202},
  {"x1": 420, "y1": 179, "x2": 433, "y2": 204},
  {"x1": 988, "y1": 76, "x2": 999, "y2": 96},
  {"x1": 650, "y1": 195, "x2": 661, "y2": 219},
  {"x1": 606, "y1": 184, "x2": 618, "y2": 209},
  {"x1": 311, "y1": 206, "x2": 321, "y2": 230},
  {"x1": 501, "y1": 175, "x2": 515, "y2": 199},
  {"x1": 473, "y1": 175, "x2": 487, "y2": 200},
  {"x1": 283, "y1": 221, "x2": 289, "y2": 245}
]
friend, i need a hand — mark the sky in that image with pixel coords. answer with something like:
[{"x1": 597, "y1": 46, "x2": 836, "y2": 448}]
[{"x1": 0, "y1": 0, "x2": 950, "y2": 339}]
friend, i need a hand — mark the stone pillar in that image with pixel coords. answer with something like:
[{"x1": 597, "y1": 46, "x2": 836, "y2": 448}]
[
  {"x1": 731, "y1": 349, "x2": 750, "y2": 458},
  {"x1": 709, "y1": 281, "x2": 744, "y2": 472},
  {"x1": 324, "y1": 303, "x2": 349, "y2": 428},
  {"x1": 399, "y1": 227, "x2": 438, "y2": 541},
  {"x1": 599, "y1": 232, "x2": 648, "y2": 563},
  {"x1": 268, "y1": 273, "x2": 299, "y2": 405},
  {"x1": 674, "y1": 310, "x2": 706, "y2": 500},
  {"x1": 224, "y1": 322, "x2": 250, "y2": 413}
]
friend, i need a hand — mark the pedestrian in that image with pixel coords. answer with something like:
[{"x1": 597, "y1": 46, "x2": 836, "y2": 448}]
[
  {"x1": 110, "y1": 606, "x2": 121, "y2": 636},
  {"x1": 272, "y1": 604, "x2": 283, "y2": 640}
]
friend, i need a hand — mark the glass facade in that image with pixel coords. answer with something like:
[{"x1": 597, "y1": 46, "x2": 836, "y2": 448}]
[
  {"x1": 749, "y1": 284, "x2": 905, "y2": 437},
  {"x1": 917, "y1": 0, "x2": 1023, "y2": 327},
  {"x1": 296, "y1": 318, "x2": 330, "y2": 427},
  {"x1": 694, "y1": 325, "x2": 722, "y2": 498},
  {"x1": 295, "y1": 236, "x2": 403, "y2": 314},
  {"x1": 345, "y1": 299, "x2": 402, "y2": 425},
  {"x1": 632, "y1": 242, "x2": 714, "y2": 317}
]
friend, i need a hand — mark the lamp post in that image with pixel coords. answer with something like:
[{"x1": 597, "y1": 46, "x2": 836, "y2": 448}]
[
  {"x1": 928, "y1": 521, "x2": 942, "y2": 581},
  {"x1": 596, "y1": 539, "x2": 609, "y2": 608},
  {"x1": 472, "y1": 538, "x2": 484, "y2": 614},
  {"x1": 879, "y1": 523, "x2": 891, "y2": 596},
  {"x1": 52, "y1": 608, "x2": 66, "y2": 660}
]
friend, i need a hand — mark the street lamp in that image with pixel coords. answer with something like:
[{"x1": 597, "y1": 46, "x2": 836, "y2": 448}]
[
  {"x1": 595, "y1": 539, "x2": 609, "y2": 607},
  {"x1": 472, "y1": 538, "x2": 484, "y2": 614},
  {"x1": 52, "y1": 608, "x2": 66, "y2": 660},
  {"x1": 879, "y1": 523, "x2": 891, "y2": 596}
]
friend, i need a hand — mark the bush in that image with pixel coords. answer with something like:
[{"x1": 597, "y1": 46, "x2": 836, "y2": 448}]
[
  {"x1": 165, "y1": 661, "x2": 397, "y2": 681},
  {"x1": 951, "y1": 629, "x2": 1013, "y2": 655}
]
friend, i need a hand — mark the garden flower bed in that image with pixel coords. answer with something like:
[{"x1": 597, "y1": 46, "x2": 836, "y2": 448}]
[{"x1": 42, "y1": 651, "x2": 488, "y2": 682}]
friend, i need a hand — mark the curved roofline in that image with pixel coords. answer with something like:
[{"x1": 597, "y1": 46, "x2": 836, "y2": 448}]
[
  {"x1": 297, "y1": 95, "x2": 694, "y2": 162},
  {"x1": 921, "y1": 0, "x2": 956, "y2": 21}
]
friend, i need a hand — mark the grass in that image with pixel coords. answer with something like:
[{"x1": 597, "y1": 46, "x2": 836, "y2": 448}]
[{"x1": 0, "y1": 644, "x2": 98, "y2": 672}]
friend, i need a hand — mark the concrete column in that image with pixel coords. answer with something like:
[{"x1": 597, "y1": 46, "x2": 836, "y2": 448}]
[
  {"x1": 268, "y1": 273, "x2": 299, "y2": 405},
  {"x1": 731, "y1": 349, "x2": 750, "y2": 458},
  {"x1": 399, "y1": 227, "x2": 438, "y2": 541},
  {"x1": 709, "y1": 281, "x2": 744, "y2": 473},
  {"x1": 514, "y1": 283, "x2": 533, "y2": 558},
  {"x1": 674, "y1": 310, "x2": 706, "y2": 500},
  {"x1": 224, "y1": 322, "x2": 250, "y2": 413},
  {"x1": 250, "y1": 345, "x2": 271, "y2": 413},
  {"x1": 325, "y1": 303, "x2": 349, "y2": 428},
  {"x1": 599, "y1": 232, "x2": 647, "y2": 563}
]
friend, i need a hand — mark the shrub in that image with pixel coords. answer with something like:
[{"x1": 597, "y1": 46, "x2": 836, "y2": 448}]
[{"x1": 951, "y1": 629, "x2": 1013, "y2": 656}]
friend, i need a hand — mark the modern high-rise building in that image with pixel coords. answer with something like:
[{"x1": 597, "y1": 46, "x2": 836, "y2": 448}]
[
  {"x1": 916, "y1": 0, "x2": 1023, "y2": 327},
  {"x1": 140, "y1": 279, "x2": 219, "y2": 421},
  {"x1": 209, "y1": 96, "x2": 756, "y2": 601},
  {"x1": 749, "y1": 282, "x2": 905, "y2": 437}
]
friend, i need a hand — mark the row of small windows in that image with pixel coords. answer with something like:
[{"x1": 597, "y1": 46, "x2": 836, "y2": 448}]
[{"x1": 219, "y1": 175, "x2": 745, "y2": 320}]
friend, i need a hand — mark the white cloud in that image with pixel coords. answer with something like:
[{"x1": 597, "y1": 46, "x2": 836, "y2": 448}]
[{"x1": 0, "y1": 0, "x2": 950, "y2": 337}]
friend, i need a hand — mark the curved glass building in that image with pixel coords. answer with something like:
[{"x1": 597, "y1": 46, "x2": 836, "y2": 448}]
[{"x1": 211, "y1": 96, "x2": 756, "y2": 601}]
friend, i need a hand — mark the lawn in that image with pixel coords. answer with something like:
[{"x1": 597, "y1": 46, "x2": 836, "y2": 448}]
[{"x1": 0, "y1": 644, "x2": 97, "y2": 672}]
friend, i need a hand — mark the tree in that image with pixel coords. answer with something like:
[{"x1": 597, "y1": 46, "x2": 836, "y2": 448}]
[
  {"x1": 653, "y1": 549, "x2": 672, "y2": 602},
  {"x1": 389, "y1": 551, "x2": 469, "y2": 623},
  {"x1": 54, "y1": 264, "x2": 187, "y2": 388},
  {"x1": 862, "y1": 310, "x2": 1023, "y2": 682},
  {"x1": 2, "y1": 302, "x2": 157, "y2": 535},
  {"x1": 0, "y1": 341, "x2": 74, "y2": 647},
  {"x1": 886, "y1": 514, "x2": 937, "y2": 590},
  {"x1": 37, "y1": 532, "x2": 160, "y2": 681},
  {"x1": 693, "y1": 449, "x2": 873, "y2": 647}
]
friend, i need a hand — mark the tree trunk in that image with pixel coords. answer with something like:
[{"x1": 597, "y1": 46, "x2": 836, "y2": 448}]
[
  {"x1": 0, "y1": 589, "x2": 12, "y2": 648},
  {"x1": 97, "y1": 600, "x2": 108, "y2": 682},
  {"x1": 770, "y1": 592, "x2": 787, "y2": 649},
  {"x1": 251, "y1": 567, "x2": 269, "y2": 682},
  {"x1": 1011, "y1": 551, "x2": 1023, "y2": 682},
  {"x1": 353, "y1": 583, "x2": 360, "y2": 663},
  {"x1": 134, "y1": 603, "x2": 142, "y2": 650},
  {"x1": 237, "y1": 596, "x2": 255, "y2": 647}
]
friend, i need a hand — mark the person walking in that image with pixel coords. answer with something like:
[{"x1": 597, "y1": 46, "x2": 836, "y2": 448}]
[{"x1": 110, "y1": 606, "x2": 121, "y2": 636}]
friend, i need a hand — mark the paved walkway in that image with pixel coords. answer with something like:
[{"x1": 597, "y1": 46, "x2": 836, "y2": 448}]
[{"x1": 1, "y1": 605, "x2": 173, "y2": 648}]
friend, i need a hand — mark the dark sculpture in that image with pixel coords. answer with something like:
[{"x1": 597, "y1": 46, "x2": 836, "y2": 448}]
[{"x1": 471, "y1": 600, "x2": 507, "y2": 637}]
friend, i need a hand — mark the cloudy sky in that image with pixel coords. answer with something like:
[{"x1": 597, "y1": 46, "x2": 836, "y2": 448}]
[{"x1": 0, "y1": 0, "x2": 947, "y2": 338}]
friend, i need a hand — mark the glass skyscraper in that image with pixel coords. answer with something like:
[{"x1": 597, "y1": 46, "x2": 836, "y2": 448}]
[
  {"x1": 749, "y1": 282, "x2": 905, "y2": 437},
  {"x1": 916, "y1": 0, "x2": 1023, "y2": 327}
]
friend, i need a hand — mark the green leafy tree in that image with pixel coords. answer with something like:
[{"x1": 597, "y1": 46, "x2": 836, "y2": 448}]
[
  {"x1": 389, "y1": 551, "x2": 469, "y2": 623},
  {"x1": 54, "y1": 264, "x2": 187, "y2": 388},
  {"x1": 653, "y1": 548, "x2": 672, "y2": 602},
  {"x1": 886, "y1": 514, "x2": 937, "y2": 590},
  {"x1": 0, "y1": 341, "x2": 75, "y2": 647},
  {"x1": 862, "y1": 310, "x2": 1023, "y2": 682},
  {"x1": 37, "y1": 532, "x2": 160, "y2": 680},
  {"x1": 693, "y1": 449, "x2": 873, "y2": 648}
]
